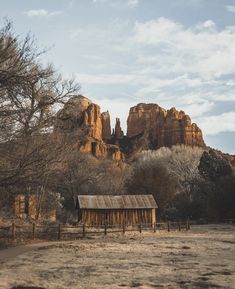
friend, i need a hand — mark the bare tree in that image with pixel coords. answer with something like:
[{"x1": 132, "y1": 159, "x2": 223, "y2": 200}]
[
  {"x1": 127, "y1": 152, "x2": 178, "y2": 212},
  {"x1": 0, "y1": 20, "x2": 80, "y2": 206},
  {"x1": 127, "y1": 145, "x2": 204, "y2": 216},
  {"x1": 92, "y1": 159, "x2": 129, "y2": 195},
  {"x1": 51, "y1": 149, "x2": 129, "y2": 214},
  {"x1": 139, "y1": 145, "x2": 203, "y2": 197}
]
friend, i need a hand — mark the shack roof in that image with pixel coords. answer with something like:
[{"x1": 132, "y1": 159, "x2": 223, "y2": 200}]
[{"x1": 76, "y1": 195, "x2": 158, "y2": 209}]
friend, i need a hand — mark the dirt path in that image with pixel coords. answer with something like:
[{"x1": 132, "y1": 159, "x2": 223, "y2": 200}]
[{"x1": 0, "y1": 241, "x2": 63, "y2": 262}]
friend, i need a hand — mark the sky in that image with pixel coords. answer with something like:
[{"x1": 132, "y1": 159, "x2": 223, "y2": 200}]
[{"x1": 1, "y1": 0, "x2": 235, "y2": 154}]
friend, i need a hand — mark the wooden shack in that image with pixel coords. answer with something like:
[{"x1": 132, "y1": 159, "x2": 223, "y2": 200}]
[
  {"x1": 75, "y1": 195, "x2": 158, "y2": 226},
  {"x1": 14, "y1": 194, "x2": 56, "y2": 221}
]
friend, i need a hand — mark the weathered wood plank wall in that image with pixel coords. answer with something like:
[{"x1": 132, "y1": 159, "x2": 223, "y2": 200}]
[{"x1": 80, "y1": 209, "x2": 156, "y2": 226}]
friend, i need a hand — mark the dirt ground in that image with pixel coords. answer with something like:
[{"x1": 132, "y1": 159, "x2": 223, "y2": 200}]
[{"x1": 0, "y1": 224, "x2": 234, "y2": 289}]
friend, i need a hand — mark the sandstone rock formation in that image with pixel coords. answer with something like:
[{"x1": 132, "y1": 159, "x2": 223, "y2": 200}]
[
  {"x1": 79, "y1": 138, "x2": 123, "y2": 160},
  {"x1": 101, "y1": 111, "x2": 111, "y2": 141},
  {"x1": 126, "y1": 103, "x2": 205, "y2": 153},
  {"x1": 55, "y1": 95, "x2": 124, "y2": 160},
  {"x1": 114, "y1": 118, "x2": 124, "y2": 140},
  {"x1": 55, "y1": 96, "x2": 102, "y2": 140},
  {"x1": 55, "y1": 96, "x2": 206, "y2": 160}
]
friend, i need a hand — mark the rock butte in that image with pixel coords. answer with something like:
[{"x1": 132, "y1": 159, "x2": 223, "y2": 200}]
[{"x1": 55, "y1": 95, "x2": 206, "y2": 160}]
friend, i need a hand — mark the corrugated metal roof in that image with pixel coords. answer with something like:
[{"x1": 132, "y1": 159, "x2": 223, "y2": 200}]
[{"x1": 76, "y1": 195, "x2": 158, "y2": 209}]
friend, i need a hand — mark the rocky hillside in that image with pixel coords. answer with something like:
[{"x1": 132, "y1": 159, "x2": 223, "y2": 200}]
[{"x1": 54, "y1": 95, "x2": 208, "y2": 160}]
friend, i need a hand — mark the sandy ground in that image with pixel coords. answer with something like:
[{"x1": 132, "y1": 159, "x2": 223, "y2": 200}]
[{"x1": 0, "y1": 224, "x2": 234, "y2": 289}]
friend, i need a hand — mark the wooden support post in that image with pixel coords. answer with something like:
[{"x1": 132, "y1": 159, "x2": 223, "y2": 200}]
[
  {"x1": 12, "y1": 222, "x2": 15, "y2": 240},
  {"x1": 82, "y1": 223, "x2": 86, "y2": 237},
  {"x1": 186, "y1": 219, "x2": 189, "y2": 231},
  {"x1": 32, "y1": 223, "x2": 36, "y2": 239},
  {"x1": 153, "y1": 222, "x2": 156, "y2": 233},
  {"x1": 122, "y1": 222, "x2": 125, "y2": 235},
  {"x1": 167, "y1": 221, "x2": 170, "y2": 232},
  {"x1": 58, "y1": 224, "x2": 61, "y2": 240},
  {"x1": 104, "y1": 222, "x2": 107, "y2": 236},
  {"x1": 178, "y1": 222, "x2": 181, "y2": 231},
  {"x1": 139, "y1": 223, "x2": 142, "y2": 233},
  {"x1": 187, "y1": 219, "x2": 190, "y2": 230}
]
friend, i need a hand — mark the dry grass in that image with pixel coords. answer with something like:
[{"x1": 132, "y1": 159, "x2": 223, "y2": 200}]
[{"x1": 0, "y1": 224, "x2": 234, "y2": 289}]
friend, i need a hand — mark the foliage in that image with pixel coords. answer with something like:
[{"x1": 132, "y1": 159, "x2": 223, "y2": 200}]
[
  {"x1": 197, "y1": 150, "x2": 235, "y2": 219},
  {"x1": 216, "y1": 174, "x2": 235, "y2": 218},
  {"x1": 199, "y1": 149, "x2": 232, "y2": 181}
]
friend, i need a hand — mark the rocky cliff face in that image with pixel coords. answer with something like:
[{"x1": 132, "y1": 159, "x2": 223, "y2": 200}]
[
  {"x1": 80, "y1": 138, "x2": 123, "y2": 160},
  {"x1": 55, "y1": 95, "x2": 124, "y2": 160},
  {"x1": 101, "y1": 111, "x2": 111, "y2": 141},
  {"x1": 126, "y1": 103, "x2": 205, "y2": 153},
  {"x1": 55, "y1": 96, "x2": 206, "y2": 160},
  {"x1": 55, "y1": 96, "x2": 102, "y2": 140},
  {"x1": 114, "y1": 118, "x2": 124, "y2": 141}
]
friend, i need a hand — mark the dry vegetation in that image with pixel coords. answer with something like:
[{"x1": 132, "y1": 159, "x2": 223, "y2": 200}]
[
  {"x1": 0, "y1": 224, "x2": 234, "y2": 289},
  {"x1": 0, "y1": 20, "x2": 234, "y2": 224},
  {"x1": 0, "y1": 20, "x2": 235, "y2": 289}
]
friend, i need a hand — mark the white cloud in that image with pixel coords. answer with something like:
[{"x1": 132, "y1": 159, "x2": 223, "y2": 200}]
[
  {"x1": 202, "y1": 91, "x2": 235, "y2": 102},
  {"x1": 68, "y1": 1, "x2": 73, "y2": 8},
  {"x1": 225, "y1": 5, "x2": 235, "y2": 12},
  {"x1": 174, "y1": 0, "x2": 205, "y2": 8},
  {"x1": 134, "y1": 74, "x2": 203, "y2": 95},
  {"x1": 180, "y1": 98, "x2": 215, "y2": 118},
  {"x1": 198, "y1": 112, "x2": 235, "y2": 135},
  {"x1": 226, "y1": 80, "x2": 235, "y2": 86},
  {"x1": 92, "y1": 0, "x2": 107, "y2": 3},
  {"x1": 25, "y1": 9, "x2": 63, "y2": 18},
  {"x1": 131, "y1": 18, "x2": 235, "y2": 79},
  {"x1": 127, "y1": 0, "x2": 139, "y2": 8},
  {"x1": 69, "y1": 28, "x2": 83, "y2": 40},
  {"x1": 133, "y1": 18, "x2": 182, "y2": 44},
  {"x1": 75, "y1": 73, "x2": 143, "y2": 84},
  {"x1": 92, "y1": 0, "x2": 138, "y2": 8},
  {"x1": 195, "y1": 20, "x2": 216, "y2": 31},
  {"x1": 66, "y1": 16, "x2": 235, "y2": 140}
]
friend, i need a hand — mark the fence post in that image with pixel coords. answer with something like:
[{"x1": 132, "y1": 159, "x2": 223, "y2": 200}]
[
  {"x1": 153, "y1": 222, "x2": 156, "y2": 233},
  {"x1": 139, "y1": 223, "x2": 142, "y2": 233},
  {"x1": 122, "y1": 222, "x2": 125, "y2": 235},
  {"x1": 167, "y1": 221, "x2": 170, "y2": 232},
  {"x1": 82, "y1": 223, "x2": 86, "y2": 237},
  {"x1": 178, "y1": 222, "x2": 181, "y2": 231},
  {"x1": 104, "y1": 222, "x2": 107, "y2": 236},
  {"x1": 187, "y1": 219, "x2": 190, "y2": 230},
  {"x1": 58, "y1": 224, "x2": 61, "y2": 240},
  {"x1": 32, "y1": 223, "x2": 36, "y2": 240},
  {"x1": 12, "y1": 222, "x2": 15, "y2": 240},
  {"x1": 186, "y1": 219, "x2": 189, "y2": 231}
]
